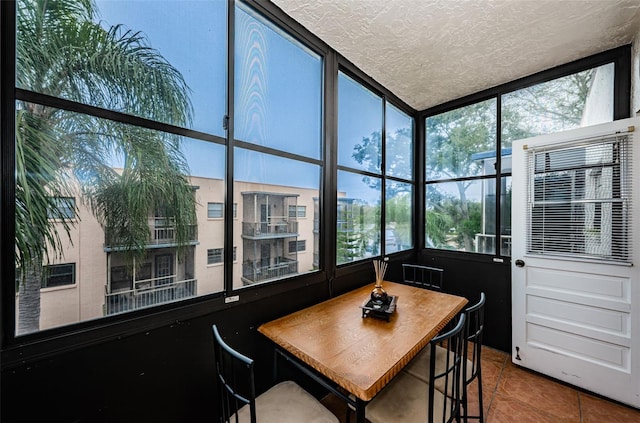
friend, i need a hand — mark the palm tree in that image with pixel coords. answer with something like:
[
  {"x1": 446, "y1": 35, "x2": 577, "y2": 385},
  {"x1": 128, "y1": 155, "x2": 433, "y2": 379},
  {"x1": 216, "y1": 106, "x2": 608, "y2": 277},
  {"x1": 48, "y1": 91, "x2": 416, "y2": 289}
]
[{"x1": 15, "y1": 0, "x2": 197, "y2": 334}]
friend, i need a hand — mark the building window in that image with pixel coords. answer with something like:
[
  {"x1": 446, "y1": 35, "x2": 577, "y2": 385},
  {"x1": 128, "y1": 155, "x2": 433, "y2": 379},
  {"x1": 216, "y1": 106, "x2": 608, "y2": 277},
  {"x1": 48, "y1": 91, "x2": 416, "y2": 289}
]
[
  {"x1": 208, "y1": 248, "x2": 223, "y2": 265},
  {"x1": 233, "y1": 203, "x2": 237, "y2": 219},
  {"x1": 208, "y1": 202, "x2": 223, "y2": 219},
  {"x1": 207, "y1": 247, "x2": 236, "y2": 264},
  {"x1": 288, "y1": 205, "x2": 306, "y2": 218},
  {"x1": 48, "y1": 197, "x2": 75, "y2": 220},
  {"x1": 42, "y1": 263, "x2": 75, "y2": 288},
  {"x1": 289, "y1": 240, "x2": 306, "y2": 253}
]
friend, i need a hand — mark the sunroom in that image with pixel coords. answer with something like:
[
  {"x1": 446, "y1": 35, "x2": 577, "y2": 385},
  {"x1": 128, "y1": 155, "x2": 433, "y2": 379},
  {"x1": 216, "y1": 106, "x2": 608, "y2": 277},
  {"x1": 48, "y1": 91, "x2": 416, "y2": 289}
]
[{"x1": 2, "y1": 0, "x2": 640, "y2": 422}]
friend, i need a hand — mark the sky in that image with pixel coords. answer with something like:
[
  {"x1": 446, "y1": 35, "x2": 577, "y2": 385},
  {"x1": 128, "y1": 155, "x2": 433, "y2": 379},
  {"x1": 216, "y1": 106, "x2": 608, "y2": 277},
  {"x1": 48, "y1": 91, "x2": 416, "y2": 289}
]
[{"x1": 94, "y1": 0, "x2": 412, "y2": 197}]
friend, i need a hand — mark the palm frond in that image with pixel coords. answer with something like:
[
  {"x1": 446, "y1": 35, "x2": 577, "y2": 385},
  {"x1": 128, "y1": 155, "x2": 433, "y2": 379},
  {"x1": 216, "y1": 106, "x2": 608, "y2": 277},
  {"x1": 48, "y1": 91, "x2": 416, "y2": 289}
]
[{"x1": 15, "y1": 0, "x2": 197, "y2": 278}]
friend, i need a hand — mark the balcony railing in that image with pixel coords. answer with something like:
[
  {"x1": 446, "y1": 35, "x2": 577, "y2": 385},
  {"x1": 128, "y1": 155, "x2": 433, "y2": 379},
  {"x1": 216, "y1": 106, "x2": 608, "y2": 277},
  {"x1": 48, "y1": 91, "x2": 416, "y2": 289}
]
[
  {"x1": 242, "y1": 221, "x2": 298, "y2": 237},
  {"x1": 105, "y1": 224, "x2": 197, "y2": 248},
  {"x1": 104, "y1": 276, "x2": 197, "y2": 315},
  {"x1": 241, "y1": 258, "x2": 298, "y2": 284}
]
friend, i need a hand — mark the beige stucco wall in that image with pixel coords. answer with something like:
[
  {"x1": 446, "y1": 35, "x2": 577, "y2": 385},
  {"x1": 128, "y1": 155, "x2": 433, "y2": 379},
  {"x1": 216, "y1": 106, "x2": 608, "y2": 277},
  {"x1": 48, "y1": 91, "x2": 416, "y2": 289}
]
[
  {"x1": 36, "y1": 175, "x2": 320, "y2": 331},
  {"x1": 39, "y1": 198, "x2": 106, "y2": 330}
]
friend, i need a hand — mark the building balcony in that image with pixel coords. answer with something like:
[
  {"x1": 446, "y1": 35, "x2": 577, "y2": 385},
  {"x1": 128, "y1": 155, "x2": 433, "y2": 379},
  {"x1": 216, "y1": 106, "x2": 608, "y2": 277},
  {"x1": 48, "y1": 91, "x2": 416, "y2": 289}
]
[
  {"x1": 241, "y1": 258, "x2": 298, "y2": 284},
  {"x1": 241, "y1": 220, "x2": 298, "y2": 239},
  {"x1": 104, "y1": 276, "x2": 197, "y2": 315},
  {"x1": 104, "y1": 223, "x2": 198, "y2": 249}
]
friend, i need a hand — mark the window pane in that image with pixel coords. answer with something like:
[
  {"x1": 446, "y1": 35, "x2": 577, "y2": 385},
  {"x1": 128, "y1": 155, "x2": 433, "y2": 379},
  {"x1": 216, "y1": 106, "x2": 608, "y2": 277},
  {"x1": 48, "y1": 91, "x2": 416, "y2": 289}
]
[
  {"x1": 234, "y1": 4, "x2": 322, "y2": 159},
  {"x1": 426, "y1": 99, "x2": 497, "y2": 180},
  {"x1": 234, "y1": 148, "x2": 320, "y2": 289},
  {"x1": 501, "y1": 63, "x2": 614, "y2": 149},
  {"x1": 527, "y1": 137, "x2": 630, "y2": 262},
  {"x1": 338, "y1": 72, "x2": 383, "y2": 172},
  {"x1": 17, "y1": 0, "x2": 227, "y2": 136},
  {"x1": 386, "y1": 104, "x2": 413, "y2": 180},
  {"x1": 15, "y1": 105, "x2": 224, "y2": 335},
  {"x1": 337, "y1": 170, "x2": 381, "y2": 264},
  {"x1": 207, "y1": 203, "x2": 223, "y2": 219},
  {"x1": 288, "y1": 240, "x2": 306, "y2": 253},
  {"x1": 207, "y1": 248, "x2": 223, "y2": 265},
  {"x1": 386, "y1": 180, "x2": 413, "y2": 253},
  {"x1": 288, "y1": 205, "x2": 307, "y2": 218},
  {"x1": 425, "y1": 180, "x2": 492, "y2": 253},
  {"x1": 48, "y1": 197, "x2": 75, "y2": 220}
]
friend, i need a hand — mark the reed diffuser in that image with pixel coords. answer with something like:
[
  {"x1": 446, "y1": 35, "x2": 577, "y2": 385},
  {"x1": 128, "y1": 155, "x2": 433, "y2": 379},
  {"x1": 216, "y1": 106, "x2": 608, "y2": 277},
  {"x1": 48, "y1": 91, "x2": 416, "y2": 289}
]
[{"x1": 371, "y1": 258, "x2": 389, "y2": 304}]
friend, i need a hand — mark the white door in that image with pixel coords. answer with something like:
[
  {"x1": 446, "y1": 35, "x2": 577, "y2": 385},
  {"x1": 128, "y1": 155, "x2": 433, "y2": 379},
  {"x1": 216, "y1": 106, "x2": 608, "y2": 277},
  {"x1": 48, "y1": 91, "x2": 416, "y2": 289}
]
[{"x1": 512, "y1": 117, "x2": 640, "y2": 407}]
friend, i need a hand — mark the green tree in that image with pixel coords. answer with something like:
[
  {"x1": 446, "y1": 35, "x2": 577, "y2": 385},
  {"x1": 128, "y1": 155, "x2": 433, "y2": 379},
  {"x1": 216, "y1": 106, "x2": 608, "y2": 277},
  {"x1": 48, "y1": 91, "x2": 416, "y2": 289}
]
[
  {"x1": 386, "y1": 189, "x2": 411, "y2": 249},
  {"x1": 502, "y1": 68, "x2": 595, "y2": 147},
  {"x1": 336, "y1": 201, "x2": 367, "y2": 264},
  {"x1": 426, "y1": 101, "x2": 496, "y2": 251},
  {"x1": 352, "y1": 127, "x2": 413, "y2": 196},
  {"x1": 15, "y1": 0, "x2": 196, "y2": 334},
  {"x1": 425, "y1": 68, "x2": 595, "y2": 252},
  {"x1": 352, "y1": 127, "x2": 412, "y2": 254}
]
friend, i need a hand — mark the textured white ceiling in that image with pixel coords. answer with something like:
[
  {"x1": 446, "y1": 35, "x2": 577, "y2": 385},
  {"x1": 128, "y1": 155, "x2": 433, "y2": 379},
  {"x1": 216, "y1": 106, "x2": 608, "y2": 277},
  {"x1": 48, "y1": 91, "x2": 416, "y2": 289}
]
[{"x1": 271, "y1": 0, "x2": 640, "y2": 111}]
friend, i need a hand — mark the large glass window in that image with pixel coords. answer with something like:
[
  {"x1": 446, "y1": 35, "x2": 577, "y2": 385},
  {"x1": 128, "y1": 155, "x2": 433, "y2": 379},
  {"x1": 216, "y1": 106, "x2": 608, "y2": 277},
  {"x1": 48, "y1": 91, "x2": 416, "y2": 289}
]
[
  {"x1": 386, "y1": 180, "x2": 413, "y2": 253},
  {"x1": 234, "y1": 3, "x2": 322, "y2": 159},
  {"x1": 337, "y1": 170, "x2": 381, "y2": 263},
  {"x1": 425, "y1": 99, "x2": 497, "y2": 253},
  {"x1": 234, "y1": 149, "x2": 321, "y2": 288},
  {"x1": 338, "y1": 73, "x2": 383, "y2": 172},
  {"x1": 425, "y1": 62, "x2": 616, "y2": 256},
  {"x1": 386, "y1": 104, "x2": 414, "y2": 180},
  {"x1": 385, "y1": 104, "x2": 414, "y2": 253},
  {"x1": 232, "y1": 2, "x2": 323, "y2": 289},
  {"x1": 502, "y1": 63, "x2": 614, "y2": 149},
  {"x1": 337, "y1": 73, "x2": 381, "y2": 264},
  {"x1": 17, "y1": 0, "x2": 227, "y2": 136},
  {"x1": 337, "y1": 72, "x2": 414, "y2": 264},
  {"x1": 14, "y1": 0, "x2": 227, "y2": 335}
]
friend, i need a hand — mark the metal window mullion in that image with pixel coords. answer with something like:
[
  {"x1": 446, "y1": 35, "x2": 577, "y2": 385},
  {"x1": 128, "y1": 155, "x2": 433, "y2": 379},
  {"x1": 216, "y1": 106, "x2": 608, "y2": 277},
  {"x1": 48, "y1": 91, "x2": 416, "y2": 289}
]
[{"x1": 225, "y1": 0, "x2": 235, "y2": 295}]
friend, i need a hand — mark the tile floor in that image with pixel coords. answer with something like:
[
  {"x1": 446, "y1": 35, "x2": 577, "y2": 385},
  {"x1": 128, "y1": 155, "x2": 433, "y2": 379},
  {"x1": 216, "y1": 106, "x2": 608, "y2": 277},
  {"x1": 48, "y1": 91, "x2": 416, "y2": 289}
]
[{"x1": 321, "y1": 346, "x2": 640, "y2": 423}]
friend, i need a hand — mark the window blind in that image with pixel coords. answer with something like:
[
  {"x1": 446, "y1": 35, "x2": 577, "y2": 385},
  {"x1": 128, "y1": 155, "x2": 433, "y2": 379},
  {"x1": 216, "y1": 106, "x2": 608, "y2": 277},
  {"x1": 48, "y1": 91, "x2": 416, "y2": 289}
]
[{"x1": 526, "y1": 134, "x2": 632, "y2": 263}]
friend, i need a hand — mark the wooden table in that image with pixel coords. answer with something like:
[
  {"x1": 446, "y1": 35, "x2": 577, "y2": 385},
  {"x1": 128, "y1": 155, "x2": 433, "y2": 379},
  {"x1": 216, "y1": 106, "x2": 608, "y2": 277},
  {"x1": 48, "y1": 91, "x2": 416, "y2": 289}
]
[{"x1": 258, "y1": 281, "x2": 468, "y2": 423}]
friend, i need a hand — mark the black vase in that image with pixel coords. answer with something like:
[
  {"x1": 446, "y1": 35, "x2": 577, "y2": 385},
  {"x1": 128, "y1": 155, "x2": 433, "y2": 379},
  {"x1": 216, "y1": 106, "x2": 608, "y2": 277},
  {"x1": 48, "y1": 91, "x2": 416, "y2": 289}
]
[{"x1": 371, "y1": 284, "x2": 388, "y2": 304}]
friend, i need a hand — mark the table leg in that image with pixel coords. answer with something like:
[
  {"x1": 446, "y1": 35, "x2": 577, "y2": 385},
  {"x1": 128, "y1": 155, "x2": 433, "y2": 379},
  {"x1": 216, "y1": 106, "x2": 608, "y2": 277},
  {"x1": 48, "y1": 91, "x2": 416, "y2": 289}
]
[
  {"x1": 272, "y1": 348, "x2": 279, "y2": 383},
  {"x1": 355, "y1": 398, "x2": 366, "y2": 423}
]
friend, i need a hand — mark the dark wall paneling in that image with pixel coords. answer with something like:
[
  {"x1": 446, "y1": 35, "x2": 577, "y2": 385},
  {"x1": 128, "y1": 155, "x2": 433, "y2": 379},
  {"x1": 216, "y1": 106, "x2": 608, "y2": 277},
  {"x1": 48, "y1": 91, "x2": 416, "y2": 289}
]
[
  {"x1": 1, "y1": 282, "x2": 332, "y2": 423},
  {"x1": 418, "y1": 250, "x2": 511, "y2": 351}
]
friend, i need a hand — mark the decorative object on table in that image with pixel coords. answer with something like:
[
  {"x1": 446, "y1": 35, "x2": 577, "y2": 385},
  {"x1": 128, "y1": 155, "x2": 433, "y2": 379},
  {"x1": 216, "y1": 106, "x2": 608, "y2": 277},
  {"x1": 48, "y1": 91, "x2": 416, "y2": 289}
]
[
  {"x1": 361, "y1": 257, "x2": 396, "y2": 321},
  {"x1": 361, "y1": 295, "x2": 398, "y2": 321},
  {"x1": 371, "y1": 258, "x2": 389, "y2": 304}
]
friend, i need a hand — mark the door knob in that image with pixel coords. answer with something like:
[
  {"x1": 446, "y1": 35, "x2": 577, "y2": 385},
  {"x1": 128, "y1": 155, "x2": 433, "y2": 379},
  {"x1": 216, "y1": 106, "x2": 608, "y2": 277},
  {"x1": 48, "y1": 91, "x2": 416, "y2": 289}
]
[{"x1": 515, "y1": 259, "x2": 525, "y2": 268}]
